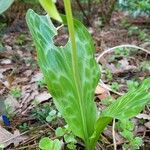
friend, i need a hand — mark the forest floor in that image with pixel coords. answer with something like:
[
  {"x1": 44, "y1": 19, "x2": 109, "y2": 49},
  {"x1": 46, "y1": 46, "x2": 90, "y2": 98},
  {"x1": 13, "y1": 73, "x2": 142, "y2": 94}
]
[{"x1": 0, "y1": 10, "x2": 150, "y2": 150}]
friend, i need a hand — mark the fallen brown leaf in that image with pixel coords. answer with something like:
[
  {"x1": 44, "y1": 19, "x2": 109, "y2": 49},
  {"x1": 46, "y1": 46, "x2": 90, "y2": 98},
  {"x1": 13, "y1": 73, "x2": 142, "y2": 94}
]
[
  {"x1": 35, "y1": 91, "x2": 52, "y2": 103},
  {"x1": 0, "y1": 126, "x2": 27, "y2": 148},
  {"x1": 136, "y1": 114, "x2": 150, "y2": 120},
  {"x1": 95, "y1": 85, "x2": 109, "y2": 100},
  {"x1": 5, "y1": 95, "x2": 20, "y2": 115},
  {"x1": 144, "y1": 122, "x2": 150, "y2": 129}
]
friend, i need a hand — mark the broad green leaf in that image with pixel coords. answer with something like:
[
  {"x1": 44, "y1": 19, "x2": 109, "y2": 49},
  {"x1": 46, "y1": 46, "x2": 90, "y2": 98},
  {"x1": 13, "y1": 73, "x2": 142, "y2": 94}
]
[
  {"x1": 102, "y1": 78, "x2": 150, "y2": 119},
  {"x1": 26, "y1": 9, "x2": 100, "y2": 144},
  {"x1": 39, "y1": 137, "x2": 61, "y2": 150},
  {"x1": 0, "y1": 0, "x2": 14, "y2": 14},
  {"x1": 39, "y1": 0, "x2": 62, "y2": 22},
  {"x1": 90, "y1": 78, "x2": 150, "y2": 148}
]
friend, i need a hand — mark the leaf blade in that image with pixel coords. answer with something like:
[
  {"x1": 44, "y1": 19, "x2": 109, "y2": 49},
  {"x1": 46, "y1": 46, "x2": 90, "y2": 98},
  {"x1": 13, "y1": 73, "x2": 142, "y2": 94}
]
[
  {"x1": 102, "y1": 78, "x2": 150, "y2": 119},
  {"x1": 26, "y1": 9, "x2": 100, "y2": 143},
  {"x1": 90, "y1": 78, "x2": 150, "y2": 148},
  {"x1": 0, "y1": 0, "x2": 14, "y2": 14},
  {"x1": 39, "y1": 0, "x2": 62, "y2": 22}
]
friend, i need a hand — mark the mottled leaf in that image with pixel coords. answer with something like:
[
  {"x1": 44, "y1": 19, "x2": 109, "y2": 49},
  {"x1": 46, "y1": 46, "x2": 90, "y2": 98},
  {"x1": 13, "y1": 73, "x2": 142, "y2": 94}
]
[
  {"x1": 26, "y1": 9, "x2": 100, "y2": 143},
  {"x1": 102, "y1": 78, "x2": 150, "y2": 119},
  {"x1": 90, "y1": 78, "x2": 150, "y2": 148},
  {"x1": 0, "y1": 0, "x2": 14, "y2": 14}
]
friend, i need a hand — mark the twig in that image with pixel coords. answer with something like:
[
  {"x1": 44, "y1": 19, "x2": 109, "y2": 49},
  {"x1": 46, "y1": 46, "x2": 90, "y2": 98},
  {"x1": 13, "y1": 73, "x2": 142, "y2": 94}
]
[
  {"x1": 112, "y1": 119, "x2": 117, "y2": 150},
  {"x1": 99, "y1": 80, "x2": 123, "y2": 96},
  {"x1": 97, "y1": 44, "x2": 150, "y2": 62},
  {"x1": 97, "y1": 44, "x2": 150, "y2": 95},
  {"x1": 75, "y1": 0, "x2": 90, "y2": 25},
  {"x1": 56, "y1": 24, "x2": 64, "y2": 31},
  {"x1": 88, "y1": 0, "x2": 91, "y2": 13}
]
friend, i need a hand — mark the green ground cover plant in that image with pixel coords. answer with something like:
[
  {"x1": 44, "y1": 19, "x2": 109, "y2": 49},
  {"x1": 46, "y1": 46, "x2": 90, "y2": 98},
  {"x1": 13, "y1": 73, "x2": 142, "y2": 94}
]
[
  {"x1": 25, "y1": 0, "x2": 150, "y2": 149},
  {"x1": 118, "y1": 0, "x2": 150, "y2": 17},
  {"x1": 117, "y1": 119, "x2": 143, "y2": 150}
]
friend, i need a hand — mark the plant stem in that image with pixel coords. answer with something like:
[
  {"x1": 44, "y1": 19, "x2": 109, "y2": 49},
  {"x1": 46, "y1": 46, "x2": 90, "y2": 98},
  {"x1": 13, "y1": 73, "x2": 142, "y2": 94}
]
[
  {"x1": 63, "y1": 0, "x2": 89, "y2": 147},
  {"x1": 75, "y1": 0, "x2": 90, "y2": 25}
]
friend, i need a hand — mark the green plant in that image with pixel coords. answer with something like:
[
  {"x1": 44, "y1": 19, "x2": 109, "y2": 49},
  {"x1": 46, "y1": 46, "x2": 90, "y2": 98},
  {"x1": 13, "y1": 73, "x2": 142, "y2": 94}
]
[
  {"x1": 0, "y1": 145, "x2": 3, "y2": 150},
  {"x1": 117, "y1": 119, "x2": 143, "y2": 150},
  {"x1": 0, "y1": 0, "x2": 40, "y2": 15},
  {"x1": 46, "y1": 110, "x2": 61, "y2": 122},
  {"x1": 128, "y1": 26, "x2": 139, "y2": 36},
  {"x1": 0, "y1": 0, "x2": 14, "y2": 14},
  {"x1": 39, "y1": 137, "x2": 62, "y2": 150},
  {"x1": 15, "y1": 34, "x2": 26, "y2": 45},
  {"x1": 114, "y1": 47, "x2": 130, "y2": 57},
  {"x1": 56, "y1": 126, "x2": 77, "y2": 149},
  {"x1": 140, "y1": 61, "x2": 150, "y2": 72},
  {"x1": 118, "y1": 0, "x2": 150, "y2": 17},
  {"x1": 10, "y1": 87, "x2": 21, "y2": 98},
  {"x1": 101, "y1": 96, "x2": 114, "y2": 106},
  {"x1": 111, "y1": 82, "x2": 120, "y2": 91},
  {"x1": 19, "y1": 123, "x2": 29, "y2": 132},
  {"x1": 127, "y1": 80, "x2": 139, "y2": 91},
  {"x1": 138, "y1": 31, "x2": 148, "y2": 41},
  {"x1": 105, "y1": 69, "x2": 113, "y2": 81},
  {"x1": 31, "y1": 103, "x2": 52, "y2": 123},
  {"x1": 26, "y1": 1, "x2": 150, "y2": 149}
]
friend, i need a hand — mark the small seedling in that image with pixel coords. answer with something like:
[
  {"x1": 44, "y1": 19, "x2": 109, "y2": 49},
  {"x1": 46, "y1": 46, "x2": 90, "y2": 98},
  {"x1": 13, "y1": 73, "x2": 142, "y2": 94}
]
[
  {"x1": 114, "y1": 47, "x2": 130, "y2": 57},
  {"x1": 39, "y1": 137, "x2": 62, "y2": 150},
  {"x1": 46, "y1": 110, "x2": 57, "y2": 122},
  {"x1": 10, "y1": 87, "x2": 21, "y2": 98},
  {"x1": 101, "y1": 96, "x2": 114, "y2": 106},
  {"x1": 31, "y1": 103, "x2": 51, "y2": 123},
  {"x1": 121, "y1": 19, "x2": 131, "y2": 29},
  {"x1": 140, "y1": 61, "x2": 150, "y2": 72},
  {"x1": 126, "y1": 80, "x2": 139, "y2": 91},
  {"x1": 19, "y1": 123, "x2": 29, "y2": 132},
  {"x1": 105, "y1": 69, "x2": 113, "y2": 81},
  {"x1": 26, "y1": 1, "x2": 150, "y2": 149},
  {"x1": 111, "y1": 82, "x2": 120, "y2": 91},
  {"x1": 15, "y1": 34, "x2": 26, "y2": 45},
  {"x1": 138, "y1": 31, "x2": 148, "y2": 41},
  {"x1": 55, "y1": 125, "x2": 77, "y2": 150},
  {"x1": 128, "y1": 26, "x2": 139, "y2": 36},
  {"x1": 117, "y1": 119, "x2": 143, "y2": 150}
]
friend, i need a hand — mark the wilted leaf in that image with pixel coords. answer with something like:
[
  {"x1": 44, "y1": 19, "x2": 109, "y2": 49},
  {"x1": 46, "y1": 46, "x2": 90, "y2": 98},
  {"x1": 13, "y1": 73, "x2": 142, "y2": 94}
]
[
  {"x1": 35, "y1": 91, "x2": 52, "y2": 103},
  {"x1": 136, "y1": 114, "x2": 150, "y2": 120}
]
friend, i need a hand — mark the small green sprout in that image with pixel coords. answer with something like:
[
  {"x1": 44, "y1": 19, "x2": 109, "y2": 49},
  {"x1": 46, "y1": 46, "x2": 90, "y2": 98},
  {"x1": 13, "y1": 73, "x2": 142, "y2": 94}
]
[
  {"x1": 55, "y1": 126, "x2": 77, "y2": 150},
  {"x1": 10, "y1": 87, "x2": 21, "y2": 98},
  {"x1": 39, "y1": 137, "x2": 62, "y2": 150},
  {"x1": 117, "y1": 119, "x2": 143, "y2": 150},
  {"x1": 126, "y1": 80, "x2": 139, "y2": 91},
  {"x1": 19, "y1": 123, "x2": 29, "y2": 132},
  {"x1": 111, "y1": 82, "x2": 120, "y2": 91}
]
